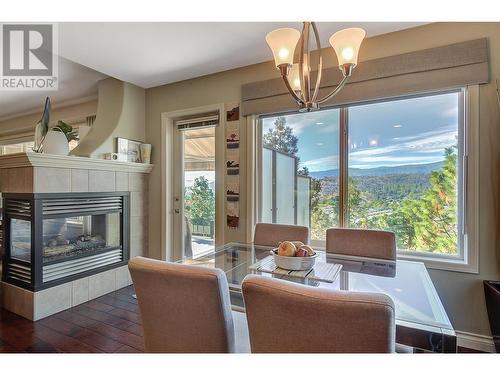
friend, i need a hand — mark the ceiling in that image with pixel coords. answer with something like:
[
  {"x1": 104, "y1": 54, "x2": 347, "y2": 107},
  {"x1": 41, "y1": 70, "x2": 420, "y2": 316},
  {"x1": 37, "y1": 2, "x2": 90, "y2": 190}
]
[
  {"x1": 1, "y1": 22, "x2": 427, "y2": 121},
  {"x1": 58, "y1": 22, "x2": 427, "y2": 88}
]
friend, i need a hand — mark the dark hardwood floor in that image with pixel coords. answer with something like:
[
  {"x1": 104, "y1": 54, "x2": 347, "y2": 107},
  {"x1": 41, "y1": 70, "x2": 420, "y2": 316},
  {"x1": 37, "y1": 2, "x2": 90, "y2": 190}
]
[
  {"x1": 0, "y1": 285, "x2": 488, "y2": 353},
  {"x1": 0, "y1": 285, "x2": 144, "y2": 353}
]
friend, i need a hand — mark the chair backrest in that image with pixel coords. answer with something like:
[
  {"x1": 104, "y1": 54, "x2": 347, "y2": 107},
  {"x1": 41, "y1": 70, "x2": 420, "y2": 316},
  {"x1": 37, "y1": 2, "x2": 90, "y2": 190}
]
[
  {"x1": 325, "y1": 228, "x2": 396, "y2": 261},
  {"x1": 128, "y1": 257, "x2": 235, "y2": 353},
  {"x1": 242, "y1": 274, "x2": 395, "y2": 353},
  {"x1": 253, "y1": 223, "x2": 309, "y2": 247}
]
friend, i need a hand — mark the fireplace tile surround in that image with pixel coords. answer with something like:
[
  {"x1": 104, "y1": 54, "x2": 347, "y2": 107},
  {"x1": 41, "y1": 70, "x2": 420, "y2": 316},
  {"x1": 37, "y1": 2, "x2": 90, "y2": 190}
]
[{"x1": 0, "y1": 152, "x2": 153, "y2": 320}]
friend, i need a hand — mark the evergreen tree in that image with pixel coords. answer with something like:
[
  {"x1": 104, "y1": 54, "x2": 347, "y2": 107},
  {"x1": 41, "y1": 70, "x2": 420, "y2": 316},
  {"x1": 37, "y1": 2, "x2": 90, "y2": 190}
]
[
  {"x1": 263, "y1": 116, "x2": 299, "y2": 156},
  {"x1": 375, "y1": 146, "x2": 458, "y2": 253},
  {"x1": 297, "y1": 166, "x2": 309, "y2": 176},
  {"x1": 188, "y1": 176, "x2": 215, "y2": 226},
  {"x1": 311, "y1": 202, "x2": 338, "y2": 240},
  {"x1": 413, "y1": 146, "x2": 457, "y2": 253}
]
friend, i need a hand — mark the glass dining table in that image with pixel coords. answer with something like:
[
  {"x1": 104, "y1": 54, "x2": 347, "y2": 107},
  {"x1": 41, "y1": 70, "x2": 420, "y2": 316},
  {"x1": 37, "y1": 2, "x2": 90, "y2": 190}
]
[{"x1": 179, "y1": 242, "x2": 457, "y2": 353}]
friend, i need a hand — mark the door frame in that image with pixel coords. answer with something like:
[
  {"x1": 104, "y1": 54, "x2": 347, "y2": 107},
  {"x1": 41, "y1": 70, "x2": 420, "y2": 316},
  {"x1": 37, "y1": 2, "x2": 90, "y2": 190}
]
[{"x1": 161, "y1": 103, "x2": 225, "y2": 261}]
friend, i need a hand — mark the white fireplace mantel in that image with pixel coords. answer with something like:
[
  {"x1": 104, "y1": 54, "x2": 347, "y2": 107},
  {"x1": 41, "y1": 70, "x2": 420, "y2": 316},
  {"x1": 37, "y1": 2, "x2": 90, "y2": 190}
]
[{"x1": 0, "y1": 152, "x2": 153, "y2": 173}]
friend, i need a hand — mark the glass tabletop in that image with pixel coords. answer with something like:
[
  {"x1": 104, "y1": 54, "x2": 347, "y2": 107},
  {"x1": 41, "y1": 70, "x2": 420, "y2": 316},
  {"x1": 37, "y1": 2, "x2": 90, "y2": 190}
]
[{"x1": 179, "y1": 242, "x2": 453, "y2": 333}]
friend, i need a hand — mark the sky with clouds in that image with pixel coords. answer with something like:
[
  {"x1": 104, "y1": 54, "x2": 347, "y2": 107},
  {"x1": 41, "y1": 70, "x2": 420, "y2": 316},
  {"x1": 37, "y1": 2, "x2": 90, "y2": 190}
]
[{"x1": 263, "y1": 92, "x2": 459, "y2": 171}]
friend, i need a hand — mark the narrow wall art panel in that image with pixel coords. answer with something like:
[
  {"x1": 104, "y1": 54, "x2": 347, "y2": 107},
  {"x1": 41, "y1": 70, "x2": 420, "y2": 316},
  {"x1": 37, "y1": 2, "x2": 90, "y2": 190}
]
[{"x1": 225, "y1": 103, "x2": 240, "y2": 228}]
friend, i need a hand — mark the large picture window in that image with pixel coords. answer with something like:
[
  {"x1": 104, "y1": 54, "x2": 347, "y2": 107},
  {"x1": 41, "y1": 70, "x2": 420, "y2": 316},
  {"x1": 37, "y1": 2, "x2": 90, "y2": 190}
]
[{"x1": 259, "y1": 90, "x2": 466, "y2": 260}]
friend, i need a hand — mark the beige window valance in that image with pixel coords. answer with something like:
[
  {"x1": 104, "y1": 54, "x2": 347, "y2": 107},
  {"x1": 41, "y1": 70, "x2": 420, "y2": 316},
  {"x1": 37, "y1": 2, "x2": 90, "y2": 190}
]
[{"x1": 241, "y1": 38, "x2": 489, "y2": 116}]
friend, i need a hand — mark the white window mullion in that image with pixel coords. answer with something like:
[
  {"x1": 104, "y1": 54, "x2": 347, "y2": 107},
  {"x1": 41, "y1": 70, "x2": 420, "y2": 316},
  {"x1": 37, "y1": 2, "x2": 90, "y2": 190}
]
[{"x1": 339, "y1": 107, "x2": 348, "y2": 228}]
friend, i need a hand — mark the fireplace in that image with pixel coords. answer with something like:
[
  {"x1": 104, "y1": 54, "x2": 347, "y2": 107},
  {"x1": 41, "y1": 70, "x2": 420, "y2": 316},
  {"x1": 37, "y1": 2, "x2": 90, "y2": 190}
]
[{"x1": 1, "y1": 192, "x2": 129, "y2": 291}]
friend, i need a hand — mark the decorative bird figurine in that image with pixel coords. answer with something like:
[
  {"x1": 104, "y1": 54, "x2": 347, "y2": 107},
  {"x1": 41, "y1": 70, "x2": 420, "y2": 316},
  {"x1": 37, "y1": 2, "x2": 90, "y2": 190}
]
[{"x1": 33, "y1": 97, "x2": 51, "y2": 153}]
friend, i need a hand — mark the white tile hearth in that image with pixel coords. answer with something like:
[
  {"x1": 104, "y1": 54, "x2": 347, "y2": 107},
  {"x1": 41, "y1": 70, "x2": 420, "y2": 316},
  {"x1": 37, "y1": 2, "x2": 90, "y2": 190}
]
[
  {"x1": 34, "y1": 283, "x2": 72, "y2": 320},
  {"x1": 72, "y1": 277, "x2": 90, "y2": 306},
  {"x1": 116, "y1": 266, "x2": 132, "y2": 289},
  {"x1": 89, "y1": 268, "x2": 116, "y2": 299},
  {"x1": 0, "y1": 265, "x2": 133, "y2": 321}
]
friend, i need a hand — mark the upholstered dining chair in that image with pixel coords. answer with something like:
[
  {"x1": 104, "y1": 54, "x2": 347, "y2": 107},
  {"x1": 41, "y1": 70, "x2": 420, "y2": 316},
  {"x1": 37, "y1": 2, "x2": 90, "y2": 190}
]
[
  {"x1": 325, "y1": 228, "x2": 397, "y2": 261},
  {"x1": 242, "y1": 274, "x2": 395, "y2": 353},
  {"x1": 128, "y1": 257, "x2": 250, "y2": 353},
  {"x1": 253, "y1": 223, "x2": 309, "y2": 247}
]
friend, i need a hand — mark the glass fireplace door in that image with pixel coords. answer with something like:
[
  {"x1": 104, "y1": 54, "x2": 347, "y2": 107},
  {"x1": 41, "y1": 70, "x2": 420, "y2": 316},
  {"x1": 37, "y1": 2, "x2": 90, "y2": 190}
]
[
  {"x1": 3, "y1": 192, "x2": 129, "y2": 290},
  {"x1": 43, "y1": 212, "x2": 121, "y2": 264},
  {"x1": 10, "y1": 218, "x2": 32, "y2": 263}
]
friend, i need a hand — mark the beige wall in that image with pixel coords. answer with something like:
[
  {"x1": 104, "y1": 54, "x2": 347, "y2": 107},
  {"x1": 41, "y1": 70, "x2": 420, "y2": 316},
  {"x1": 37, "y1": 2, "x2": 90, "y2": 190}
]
[
  {"x1": 146, "y1": 22, "x2": 500, "y2": 338},
  {"x1": 72, "y1": 78, "x2": 146, "y2": 158},
  {"x1": 0, "y1": 99, "x2": 98, "y2": 141}
]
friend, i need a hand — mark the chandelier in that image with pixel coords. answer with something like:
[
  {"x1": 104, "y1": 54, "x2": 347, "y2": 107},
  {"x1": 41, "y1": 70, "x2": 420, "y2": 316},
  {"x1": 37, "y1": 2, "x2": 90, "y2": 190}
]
[{"x1": 266, "y1": 22, "x2": 366, "y2": 112}]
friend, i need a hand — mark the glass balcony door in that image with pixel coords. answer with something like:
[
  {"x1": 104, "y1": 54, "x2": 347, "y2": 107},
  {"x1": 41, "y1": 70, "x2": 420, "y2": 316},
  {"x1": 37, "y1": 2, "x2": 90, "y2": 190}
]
[{"x1": 173, "y1": 125, "x2": 217, "y2": 260}]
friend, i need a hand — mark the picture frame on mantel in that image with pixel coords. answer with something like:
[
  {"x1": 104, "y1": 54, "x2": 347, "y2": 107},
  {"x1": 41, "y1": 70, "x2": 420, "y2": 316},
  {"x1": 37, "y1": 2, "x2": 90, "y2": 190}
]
[{"x1": 116, "y1": 137, "x2": 143, "y2": 163}]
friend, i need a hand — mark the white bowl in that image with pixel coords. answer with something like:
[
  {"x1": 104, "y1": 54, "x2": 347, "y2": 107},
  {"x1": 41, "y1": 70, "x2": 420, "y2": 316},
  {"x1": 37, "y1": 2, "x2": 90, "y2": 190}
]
[{"x1": 271, "y1": 249, "x2": 318, "y2": 271}]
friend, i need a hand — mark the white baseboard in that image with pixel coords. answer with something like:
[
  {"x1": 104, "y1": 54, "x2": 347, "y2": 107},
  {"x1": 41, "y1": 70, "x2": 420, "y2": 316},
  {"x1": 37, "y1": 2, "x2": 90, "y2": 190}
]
[{"x1": 456, "y1": 330, "x2": 497, "y2": 353}]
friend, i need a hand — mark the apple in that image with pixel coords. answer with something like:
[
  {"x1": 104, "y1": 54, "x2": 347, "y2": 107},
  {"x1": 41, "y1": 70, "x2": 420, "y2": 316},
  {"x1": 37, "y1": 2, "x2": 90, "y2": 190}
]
[
  {"x1": 292, "y1": 241, "x2": 304, "y2": 249},
  {"x1": 295, "y1": 248, "x2": 309, "y2": 257},
  {"x1": 278, "y1": 241, "x2": 296, "y2": 257},
  {"x1": 300, "y1": 245, "x2": 315, "y2": 256}
]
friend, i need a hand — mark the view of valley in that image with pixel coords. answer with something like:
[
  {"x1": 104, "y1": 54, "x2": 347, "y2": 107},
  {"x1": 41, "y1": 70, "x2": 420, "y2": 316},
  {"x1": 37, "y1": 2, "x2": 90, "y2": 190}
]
[{"x1": 262, "y1": 92, "x2": 461, "y2": 255}]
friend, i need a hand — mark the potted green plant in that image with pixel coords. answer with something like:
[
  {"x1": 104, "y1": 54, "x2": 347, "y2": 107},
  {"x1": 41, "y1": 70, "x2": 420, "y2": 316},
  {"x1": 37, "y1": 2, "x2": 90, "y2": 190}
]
[
  {"x1": 43, "y1": 120, "x2": 78, "y2": 156},
  {"x1": 484, "y1": 79, "x2": 500, "y2": 353}
]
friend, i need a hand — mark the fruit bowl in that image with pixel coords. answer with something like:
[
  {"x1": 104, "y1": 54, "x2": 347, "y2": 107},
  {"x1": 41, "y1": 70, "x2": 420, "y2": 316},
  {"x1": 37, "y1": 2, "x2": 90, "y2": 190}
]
[{"x1": 271, "y1": 248, "x2": 318, "y2": 271}]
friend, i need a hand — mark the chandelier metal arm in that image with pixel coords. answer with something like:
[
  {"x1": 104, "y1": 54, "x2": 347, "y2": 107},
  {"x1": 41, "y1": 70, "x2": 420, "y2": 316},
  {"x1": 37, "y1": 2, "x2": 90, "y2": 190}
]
[
  {"x1": 279, "y1": 65, "x2": 304, "y2": 104},
  {"x1": 299, "y1": 22, "x2": 310, "y2": 104},
  {"x1": 316, "y1": 74, "x2": 350, "y2": 105},
  {"x1": 311, "y1": 22, "x2": 323, "y2": 103}
]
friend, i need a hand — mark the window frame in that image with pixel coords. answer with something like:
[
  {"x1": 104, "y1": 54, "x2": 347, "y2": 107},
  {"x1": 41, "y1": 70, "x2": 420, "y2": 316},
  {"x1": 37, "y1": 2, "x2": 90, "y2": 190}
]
[
  {"x1": 0, "y1": 141, "x2": 35, "y2": 155},
  {"x1": 254, "y1": 85, "x2": 479, "y2": 273}
]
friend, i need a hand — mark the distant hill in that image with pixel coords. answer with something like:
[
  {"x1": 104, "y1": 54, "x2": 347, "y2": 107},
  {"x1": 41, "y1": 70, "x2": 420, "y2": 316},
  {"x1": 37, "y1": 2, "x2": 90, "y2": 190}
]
[{"x1": 309, "y1": 161, "x2": 444, "y2": 179}]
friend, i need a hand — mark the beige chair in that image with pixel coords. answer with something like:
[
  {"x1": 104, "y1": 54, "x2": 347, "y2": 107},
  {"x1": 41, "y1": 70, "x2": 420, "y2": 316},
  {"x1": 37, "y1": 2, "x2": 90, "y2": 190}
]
[
  {"x1": 253, "y1": 223, "x2": 309, "y2": 247},
  {"x1": 325, "y1": 228, "x2": 396, "y2": 261},
  {"x1": 242, "y1": 274, "x2": 395, "y2": 353},
  {"x1": 129, "y1": 257, "x2": 250, "y2": 353}
]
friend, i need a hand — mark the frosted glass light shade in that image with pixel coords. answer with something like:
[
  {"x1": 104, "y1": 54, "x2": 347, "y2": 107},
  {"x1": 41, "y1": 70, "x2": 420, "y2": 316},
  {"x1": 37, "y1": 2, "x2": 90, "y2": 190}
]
[
  {"x1": 266, "y1": 28, "x2": 301, "y2": 67},
  {"x1": 329, "y1": 27, "x2": 366, "y2": 67},
  {"x1": 288, "y1": 63, "x2": 301, "y2": 91}
]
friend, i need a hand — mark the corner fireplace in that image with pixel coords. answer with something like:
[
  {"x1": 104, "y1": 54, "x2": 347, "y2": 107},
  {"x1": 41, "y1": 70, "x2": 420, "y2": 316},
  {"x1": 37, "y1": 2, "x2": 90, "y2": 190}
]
[{"x1": 1, "y1": 192, "x2": 130, "y2": 291}]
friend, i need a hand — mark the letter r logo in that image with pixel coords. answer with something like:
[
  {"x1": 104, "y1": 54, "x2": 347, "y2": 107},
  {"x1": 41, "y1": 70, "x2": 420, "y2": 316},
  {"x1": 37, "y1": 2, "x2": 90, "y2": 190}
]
[{"x1": 2, "y1": 24, "x2": 53, "y2": 76}]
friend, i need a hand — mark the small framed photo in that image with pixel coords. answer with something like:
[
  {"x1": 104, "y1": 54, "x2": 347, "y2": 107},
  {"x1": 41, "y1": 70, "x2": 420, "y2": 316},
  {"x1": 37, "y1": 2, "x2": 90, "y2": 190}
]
[{"x1": 116, "y1": 137, "x2": 143, "y2": 163}]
